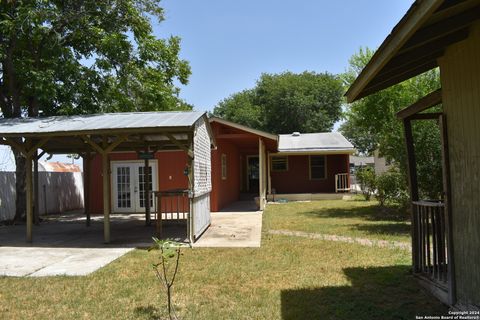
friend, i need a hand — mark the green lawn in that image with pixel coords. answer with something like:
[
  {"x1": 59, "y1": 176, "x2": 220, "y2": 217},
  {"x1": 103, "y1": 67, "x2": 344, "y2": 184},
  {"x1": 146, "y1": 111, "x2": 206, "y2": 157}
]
[
  {"x1": 264, "y1": 198, "x2": 411, "y2": 243},
  {"x1": 0, "y1": 200, "x2": 446, "y2": 319}
]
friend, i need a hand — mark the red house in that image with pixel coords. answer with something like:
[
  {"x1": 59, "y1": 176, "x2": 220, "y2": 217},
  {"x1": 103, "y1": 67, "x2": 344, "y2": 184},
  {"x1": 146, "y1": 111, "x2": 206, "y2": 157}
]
[{"x1": 86, "y1": 116, "x2": 354, "y2": 214}]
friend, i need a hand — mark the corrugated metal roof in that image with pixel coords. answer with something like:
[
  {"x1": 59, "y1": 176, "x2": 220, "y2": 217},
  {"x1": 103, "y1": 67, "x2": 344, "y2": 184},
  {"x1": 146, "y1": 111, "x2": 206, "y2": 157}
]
[
  {"x1": 0, "y1": 111, "x2": 205, "y2": 135},
  {"x1": 278, "y1": 132, "x2": 355, "y2": 153}
]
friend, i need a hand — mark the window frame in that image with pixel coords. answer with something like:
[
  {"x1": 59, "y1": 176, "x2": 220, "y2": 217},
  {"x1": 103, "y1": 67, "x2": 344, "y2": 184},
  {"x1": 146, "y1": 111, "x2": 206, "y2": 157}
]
[
  {"x1": 270, "y1": 156, "x2": 289, "y2": 172},
  {"x1": 309, "y1": 155, "x2": 327, "y2": 180}
]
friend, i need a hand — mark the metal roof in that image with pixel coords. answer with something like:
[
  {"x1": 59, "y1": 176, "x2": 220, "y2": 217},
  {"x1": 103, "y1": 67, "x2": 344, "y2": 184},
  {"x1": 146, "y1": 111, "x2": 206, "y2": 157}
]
[
  {"x1": 0, "y1": 111, "x2": 205, "y2": 135},
  {"x1": 278, "y1": 132, "x2": 355, "y2": 154}
]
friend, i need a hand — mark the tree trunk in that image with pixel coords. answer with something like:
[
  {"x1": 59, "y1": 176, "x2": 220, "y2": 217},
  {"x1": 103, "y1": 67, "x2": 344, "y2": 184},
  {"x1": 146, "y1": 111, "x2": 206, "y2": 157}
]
[{"x1": 13, "y1": 148, "x2": 26, "y2": 223}]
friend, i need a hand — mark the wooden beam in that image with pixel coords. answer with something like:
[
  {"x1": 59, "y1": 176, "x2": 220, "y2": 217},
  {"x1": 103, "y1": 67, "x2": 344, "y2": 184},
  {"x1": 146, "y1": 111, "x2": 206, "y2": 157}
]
[
  {"x1": 83, "y1": 151, "x2": 92, "y2": 227},
  {"x1": 26, "y1": 138, "x2": 50, "y2": 158},
  {"x1": 408, "y1": 112, "x2": 443, "y2": 120},
  {"x1": 26, "y1": 154, "x2": 33, "y2": 242},
  {"x1": 33, "y1": 151, "x2": 40, "y2": 225},
  {"x1": 102, "y1": 153, "x2": 111, "y2": 243},
  {"x1": 400, "y1": 5, "x2": 480, "y2": 52},
  {"x1": 403, "y1": 118, "x2": 419, "y2": 273},
  {"x1": 397, "y1": 89, "x2": 443, "y2": 119},
  {"x1": 166, "y1": 133, "x2": 193, "y2": 158},
  {"x1": 357, "y1": 60, "x2": 438, "y2": 100},
  {"x1": 81, "y1": 135, "x2": 105, "y2": 155},
  {"x1": 439, "y1": 115, "x2": 456, "y2": 305},
  {"x1": 4, "y1": 138, "x2": 27, "y2": 155},
  {"x1": 345, "y1": 0, "x2": 444, "y2": 102},
  {"x1": 105, "y1": 134, "x2": 129, "y2": 153}
]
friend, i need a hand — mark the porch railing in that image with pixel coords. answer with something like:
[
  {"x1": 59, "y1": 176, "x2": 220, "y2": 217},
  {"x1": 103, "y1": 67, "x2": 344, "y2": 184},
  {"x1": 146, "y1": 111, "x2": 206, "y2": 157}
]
[
  {"x1": 335, "y1": 173, "x2": 350, "y2": 192},
  {"x1": 412, "y1": 200, "x2": 448, "y2": 288},
  {"x1": 152, "y1": 189, "x2": 190, "y2": 236}
]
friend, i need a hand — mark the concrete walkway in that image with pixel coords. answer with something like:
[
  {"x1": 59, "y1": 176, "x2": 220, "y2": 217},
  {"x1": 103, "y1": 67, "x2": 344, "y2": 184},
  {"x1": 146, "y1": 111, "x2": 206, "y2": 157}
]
[{"x1": 193, "y1": 201, "x2": 262, "y2": 248}]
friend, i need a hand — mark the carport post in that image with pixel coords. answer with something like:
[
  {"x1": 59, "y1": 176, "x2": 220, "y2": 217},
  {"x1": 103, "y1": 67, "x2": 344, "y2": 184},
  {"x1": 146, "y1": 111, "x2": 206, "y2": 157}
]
[
  {"x1": 26, "y1": 153, "x2": 33, "y2": 242},
  {"x1": 144, "y1": 157, "x2": 151, "y2": 226},
  {"x1": 102, "y1": 152, "x2": 111, "y2": 243}
]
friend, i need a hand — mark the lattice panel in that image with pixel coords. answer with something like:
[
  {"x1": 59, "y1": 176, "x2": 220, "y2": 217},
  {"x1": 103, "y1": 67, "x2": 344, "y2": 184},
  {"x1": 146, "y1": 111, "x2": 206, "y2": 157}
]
[{"x1": 193, "y1": 116, "x2": 212, "y2": 196}]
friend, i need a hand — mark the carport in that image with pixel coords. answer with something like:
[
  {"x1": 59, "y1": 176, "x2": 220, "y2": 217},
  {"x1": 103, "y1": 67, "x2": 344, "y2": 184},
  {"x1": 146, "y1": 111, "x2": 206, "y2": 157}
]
[{"x1": 0, "y1": 111, "x2": 215, "y2": 244}]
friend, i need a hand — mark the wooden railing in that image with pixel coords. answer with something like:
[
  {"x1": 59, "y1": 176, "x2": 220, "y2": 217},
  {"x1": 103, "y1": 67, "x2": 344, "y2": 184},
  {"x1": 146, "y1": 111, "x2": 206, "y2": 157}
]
[
  {"x1": 412, "y1": 200, "x2": 448, "y2": 287},
  {"x1": 152, "y1": 189, "x2": 190, "y2": 236},
  {"x1": 335, "y1": 173, "x2": 350, "y2": 192}
]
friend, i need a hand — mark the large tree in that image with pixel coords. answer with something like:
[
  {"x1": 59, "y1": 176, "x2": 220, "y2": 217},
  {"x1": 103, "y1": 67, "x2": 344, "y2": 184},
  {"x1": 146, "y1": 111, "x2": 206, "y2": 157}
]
[
  {"x1": 213, "y1": 71, "x2": 344, "y2": 134},
  {"x1": 0, "y1": 0, "x2": 191, "y2": 221},
  {"x1": 341, "y1": 47, "x2": 443, "y2": 199}
]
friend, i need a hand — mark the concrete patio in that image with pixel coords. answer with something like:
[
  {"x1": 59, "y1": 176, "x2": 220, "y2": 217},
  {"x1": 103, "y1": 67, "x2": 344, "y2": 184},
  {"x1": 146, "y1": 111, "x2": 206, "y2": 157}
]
[{"x1": 0, "y1": 201, "x2": 263, "y2": 276}]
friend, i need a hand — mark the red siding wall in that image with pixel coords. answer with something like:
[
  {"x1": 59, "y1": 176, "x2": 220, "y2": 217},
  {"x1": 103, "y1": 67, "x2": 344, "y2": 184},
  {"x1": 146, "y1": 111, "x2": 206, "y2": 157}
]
[
  {"x1": 88, "y1": 151, "x2": 189, "y2": 214},
  {"x1": 270, "y1": 154, "x2": 349, "y2": 194},
  {"x1": 210, "y1": 140, "x2": 240, "y2": 212}
]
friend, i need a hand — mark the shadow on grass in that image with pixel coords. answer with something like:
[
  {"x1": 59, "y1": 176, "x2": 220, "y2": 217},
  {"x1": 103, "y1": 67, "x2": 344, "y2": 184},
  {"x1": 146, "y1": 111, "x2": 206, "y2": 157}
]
[
  {"x1": 134, "y1": 305, "x2": 161, "y2": 320},
  {"x1": 301, "y1": 204, "x2": 410, "y2": 223},
  {"x1": 354, "y1": 223, "x2": 411, "y2": 237},
  {"x1": 281, "y1": 265, "x2": 446, "y2": 320}
]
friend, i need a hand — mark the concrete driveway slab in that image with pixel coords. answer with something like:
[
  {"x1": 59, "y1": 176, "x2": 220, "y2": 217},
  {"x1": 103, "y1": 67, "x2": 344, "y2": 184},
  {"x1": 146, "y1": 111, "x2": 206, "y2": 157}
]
[{"x1": 193, "y1": 211, "x2": 262, "y2": 248}]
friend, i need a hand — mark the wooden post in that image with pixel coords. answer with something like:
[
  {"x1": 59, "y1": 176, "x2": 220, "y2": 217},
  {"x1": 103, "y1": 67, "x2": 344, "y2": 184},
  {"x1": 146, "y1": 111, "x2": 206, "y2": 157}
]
[
  {"x1": 439, "y1": 114, "x2": 456, "y2": 305},
  {"x1": 144, "y1": 157, "x2": 151, "y2": 226},
  {"x1": 267, "y1": 151, "x2": 271, "y2": 196},
  {"x1": 83, "y1": 152, "x2": 91, "y2": 227},
  {"x1": 33, "y1": 150, "x2": 40, "y2": 225},
  {"x1": 102, "y1": 152, "x2": 111, "y2": 243},
  {"x1": 403, "y1": 118, "x2": 419, "y2": 272},
  {"x1": 258, "y1": 138, "x2": 265, "y2": 210},
  {"x1": 26, "y1": 153, "x2": 33, "y2": 242}
]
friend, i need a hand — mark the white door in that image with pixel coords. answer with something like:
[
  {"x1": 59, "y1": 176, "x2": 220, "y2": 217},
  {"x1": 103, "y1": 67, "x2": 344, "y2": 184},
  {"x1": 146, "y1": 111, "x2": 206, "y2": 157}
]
[{"x1": 112, "y1": 161, "x2": 158, "y2": 213}]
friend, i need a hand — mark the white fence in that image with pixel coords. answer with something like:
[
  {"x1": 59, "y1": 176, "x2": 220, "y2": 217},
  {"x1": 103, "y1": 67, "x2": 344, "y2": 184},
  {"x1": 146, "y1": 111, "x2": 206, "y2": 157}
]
[{"x1": 0, "y1": 172, "x2": 84, "y2": 221}]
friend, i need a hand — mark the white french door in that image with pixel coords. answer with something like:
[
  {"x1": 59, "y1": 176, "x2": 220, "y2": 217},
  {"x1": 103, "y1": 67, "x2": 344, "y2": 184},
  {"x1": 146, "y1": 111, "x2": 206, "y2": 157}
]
[{"x1": 112, "y1": 161, "x2": 158, "y2": 213}]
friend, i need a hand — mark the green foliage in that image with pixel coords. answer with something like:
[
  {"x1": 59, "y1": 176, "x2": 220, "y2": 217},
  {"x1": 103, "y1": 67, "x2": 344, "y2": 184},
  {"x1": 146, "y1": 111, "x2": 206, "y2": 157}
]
[
  {"x1": 213, "y1": 71, "x2": 344, "y2": 134},
  {"x1": 341, "y1": 47, "x2": 443, "y2": 199},
  {"x1": 356, "y1": 166, "x2": 376, "y2": 201},
  {"x1": 0, "y1": 0, "x2": 191, "y2": 118},
  {"x1": 376, "y1": 168, "x2": 409, "y2": 207},
  {"x1": 150, "y1": 237, "x2": 184, "y2": 320}
]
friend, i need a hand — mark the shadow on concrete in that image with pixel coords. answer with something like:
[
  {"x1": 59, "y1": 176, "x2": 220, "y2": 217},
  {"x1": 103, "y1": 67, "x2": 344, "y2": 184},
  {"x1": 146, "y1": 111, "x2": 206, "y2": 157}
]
[
  {"x1": 281, "y1": 265, "x2": 447, "y2": 320},
  {"x1": 216, "y1": 200, "x2": 259, "y2": 213},
  {"x1": 0, "y1": 213, "x2": 188, "y2": 248}
]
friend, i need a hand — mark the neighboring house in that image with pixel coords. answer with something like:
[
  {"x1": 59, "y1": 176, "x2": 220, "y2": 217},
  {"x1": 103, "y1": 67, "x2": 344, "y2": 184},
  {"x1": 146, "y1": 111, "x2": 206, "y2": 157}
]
[
  {"x1": 346, "y1": 0, "x2": 480, "y2": 309},
  {"x1": 86, "y1": 117, "x2": 355, "y2": 214},
  {"x1": 349, "y1": 155, "x2": 374, "y2": 173},
  {"x1": 373, "y1": 150, "x2": 392, "y2": 176}
]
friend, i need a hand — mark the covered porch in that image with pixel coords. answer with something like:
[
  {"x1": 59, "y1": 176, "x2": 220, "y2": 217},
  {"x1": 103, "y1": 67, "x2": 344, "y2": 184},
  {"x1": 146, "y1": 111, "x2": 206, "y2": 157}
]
[{"x1": 0, "y1": 111, "x2": 214, "y2": 244}]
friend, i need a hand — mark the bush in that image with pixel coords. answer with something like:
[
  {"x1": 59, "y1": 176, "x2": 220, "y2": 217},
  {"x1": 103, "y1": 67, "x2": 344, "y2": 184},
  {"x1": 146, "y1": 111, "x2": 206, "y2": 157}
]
[
  {"x1": 356, "y1": 166, "x2": 376, "y2": 201},
  {"x1": 376, "y1": 168, "x2": 409, "y2": 207}
]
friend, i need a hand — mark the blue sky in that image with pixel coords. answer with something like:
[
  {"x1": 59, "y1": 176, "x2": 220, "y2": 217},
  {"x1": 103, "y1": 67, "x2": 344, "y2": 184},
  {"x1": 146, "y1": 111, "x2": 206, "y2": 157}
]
[
  {"x1": 154, "y1": 0, "x2": 413, "y2": 111},
  {"x1": 0, "y1": 0, "x2": 413, "y2": 171}
]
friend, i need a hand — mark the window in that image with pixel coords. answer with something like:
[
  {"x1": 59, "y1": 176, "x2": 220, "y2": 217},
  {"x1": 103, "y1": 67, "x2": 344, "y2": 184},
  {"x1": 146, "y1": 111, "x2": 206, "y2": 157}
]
[
  {"x1": 310, "y1": 155, "x2": 326, "y2": 180},
  {"x1": 271, "y1": 156, "x2": 288, "y2": 172},
  {"x1": 221, "y1": 154, "x2": 227, "y2": 180}
]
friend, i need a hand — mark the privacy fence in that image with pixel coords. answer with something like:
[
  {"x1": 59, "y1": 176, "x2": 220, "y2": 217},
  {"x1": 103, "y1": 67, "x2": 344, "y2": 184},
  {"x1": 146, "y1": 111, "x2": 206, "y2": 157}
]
[{"x1": 0, "y1": 172, "x2": 84, "y2": 221}]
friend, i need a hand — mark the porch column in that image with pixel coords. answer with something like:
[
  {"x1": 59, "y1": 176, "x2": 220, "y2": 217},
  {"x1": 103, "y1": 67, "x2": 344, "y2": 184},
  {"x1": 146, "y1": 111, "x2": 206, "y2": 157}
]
[
  {"x1": 26, "y1": 153, "x2": 33, "y2": 242},
  {"x1": 33, "y1": 150, "x2": 40, "y2": 225},
  {"x1": 403, "y1": 118, "x2": 419, "y2": 272},
  {"x1": 83, "y1": 151, "x2": 91, "y2": 227},
  {"x1": 101, "y1": 153, "x2": 111, "y2": 243},
  {"x1": 144, "y1": 157, "x2": 151, "y2": 226},
  {"x1": 258, "y1": 138, "x2": 266, "y2": 210},
  {"x1": 267, "y1": 151, "x2": 271, "y2": 195}
]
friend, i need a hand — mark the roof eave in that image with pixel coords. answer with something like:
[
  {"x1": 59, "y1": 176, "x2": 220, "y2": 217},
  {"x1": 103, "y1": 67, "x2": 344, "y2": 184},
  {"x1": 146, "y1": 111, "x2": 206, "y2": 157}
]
[{"x1": 345, "y1": 0, "x2": 444, "y2": 103}]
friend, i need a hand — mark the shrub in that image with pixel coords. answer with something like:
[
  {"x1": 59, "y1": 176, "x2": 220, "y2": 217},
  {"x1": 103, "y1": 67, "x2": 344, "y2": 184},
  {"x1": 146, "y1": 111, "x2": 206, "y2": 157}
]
[
  {"x1": 376, "y1": 168, "x2": 409, "y2": 207},
  {"x1": 356, "y1": 166, "x2": 376, "y2": 201}
]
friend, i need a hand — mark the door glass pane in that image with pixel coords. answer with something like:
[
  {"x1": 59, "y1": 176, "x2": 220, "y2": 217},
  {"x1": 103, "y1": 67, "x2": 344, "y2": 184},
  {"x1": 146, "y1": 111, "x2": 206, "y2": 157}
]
[
  {"x1": 138, "y1": 166, "x2": 153, "y2": 208},
  {"x1": 117, "y1": 167, "x2": 131, "y2": 208}
]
